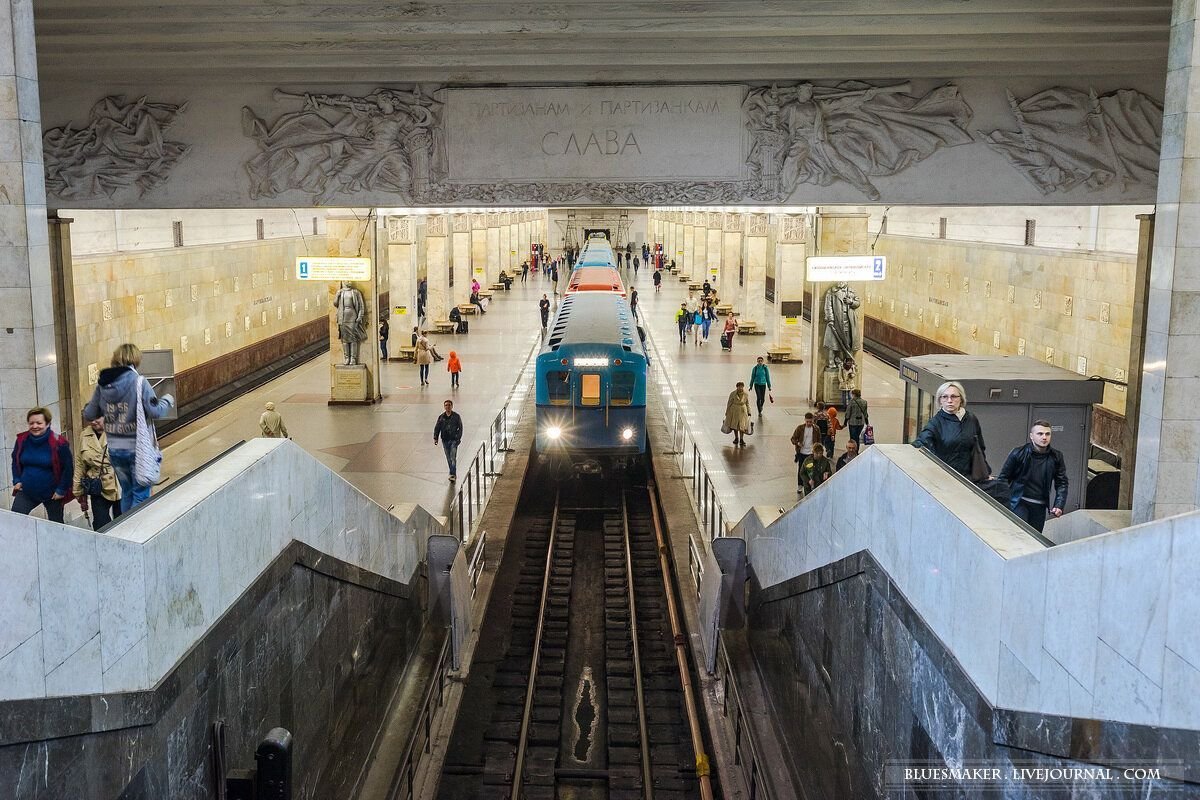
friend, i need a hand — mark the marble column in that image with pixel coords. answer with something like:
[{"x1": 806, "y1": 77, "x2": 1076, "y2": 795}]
[
  {"x1": 0, "y1": 0, "x2": 54, "y2": 489},
  {"x1": 518, "y1": 218, "x2": 531, "y2": 271},
  {"x1": 451, "y1": 215, "x2": 471, "y2": 308},
  {"x1": 692, "y1": 215, "x2": 708, "y2": 285},
  {"x1": 743, "y1": 215, "x2": 768, "y2": 328},
  {"x1": 326, "y1": 216, "x2": 380, "y2": 403},
  {"x1": 486, "y1": 214, "x2": 501, "y2": 285},
  {"x1": 682, "y1": 219, "x2": 696, "y2": 277},
  {"x1": 384, "y1": 216, "x2": 417, "y2": 343},
  {"x1": 498, "y1": 216, "x2": 511, "y2": 283},
  {"x1": 508, "y1": 218, "x2": 520, "y2": 271},
  {"x1": 470, "y1": 214, "x2": 488, "y2": 299},
  {"x1": 1133, "y1": 1, "x2": 1200, "y2": 520},
  {"x1": 706, "y1": 213, "x2": 723, "y2": 292},
  {"x1": 424, "y1": 214, "x2": 449, "y2": 326},
  {"x1": 721, "y1": 213, "x2": 743, "y2": 309},
  {"x1": 774, "y1": 214, "x2": 810, "y2": 356},
  {"x1": 809, "y1": 211, "x2": 869, "y2": 405}
]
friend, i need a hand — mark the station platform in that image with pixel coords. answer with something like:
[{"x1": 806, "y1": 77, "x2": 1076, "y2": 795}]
[
  {"x1": 157, "y1": 275, "x2": 548, "y2": 522},
  {"x1": 632, "y1": 268, "x2": 905, "y2": 524}
]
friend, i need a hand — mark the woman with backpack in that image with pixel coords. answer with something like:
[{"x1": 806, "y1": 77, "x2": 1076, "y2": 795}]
[{"x1": 11, "y1": 406, "x2": 74, "y2": 523}]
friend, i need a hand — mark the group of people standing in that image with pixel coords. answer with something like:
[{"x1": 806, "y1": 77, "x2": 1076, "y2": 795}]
[{"x1": 10, "y1": 343, "x2": 175, "y2": 530}]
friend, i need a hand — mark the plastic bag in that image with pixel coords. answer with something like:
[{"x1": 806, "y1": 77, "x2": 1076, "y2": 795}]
[{"x1": 134, "y1": 376, "x2": 162, "y2": 486}]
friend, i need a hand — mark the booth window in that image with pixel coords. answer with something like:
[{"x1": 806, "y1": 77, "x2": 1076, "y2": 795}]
[
  {"x1": 611, "y1": 372, "x2": 635, "y2": 406},
  {"x1": 581, "y1": 373, "x2": 601, "y2": 406},
  {"x1": 548, "y1": 371, "x2": 571, "y2": 405}
]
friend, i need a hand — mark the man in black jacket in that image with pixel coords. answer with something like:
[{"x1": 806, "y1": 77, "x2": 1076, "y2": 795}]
[
  {"x1": 997, "y1": 420, "x2": 1068, "y2": 532},
  {"x1": 434, "y1": 400, "x2": 464, "y2": 482}
]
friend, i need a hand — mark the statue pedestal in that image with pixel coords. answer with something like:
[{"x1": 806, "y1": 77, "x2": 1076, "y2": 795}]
[
  {"x1": 329, "y1": 364, "x2": 375, "y2": 405},
  {"x1": 819, "y1": 369, "x2": 840, "y2": 406}
]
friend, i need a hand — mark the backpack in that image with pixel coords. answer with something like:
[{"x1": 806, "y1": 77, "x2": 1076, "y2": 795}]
[{"x1": 814, "y1": 415, "x2": 829, "y2": 437}]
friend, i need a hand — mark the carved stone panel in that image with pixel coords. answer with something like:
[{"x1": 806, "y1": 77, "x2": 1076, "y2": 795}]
[
  {"x1": 472, "y1": 213, "x2": 488, "y2": 229},
  {"x1": 452, "y1": 214, "x2": 471, "y2": 233},
  {"x1": 708, "y1": 211, "x2": 723, "y2": 228},
  {"x1": 779, "y1": 215, "x2": 807, "y2": 243},
  {"x1": 747, "y1": 213, "x2": 769, "y2": 237},
  {"x1": 387, "y1": 216, "x2": 413, "y2": 243},
  {"x1": 724, "y1": 213, "x2": 744, "y2": 232},
  {"x1": 427, "y1": 214, "x2": 447, "y2": 237}
]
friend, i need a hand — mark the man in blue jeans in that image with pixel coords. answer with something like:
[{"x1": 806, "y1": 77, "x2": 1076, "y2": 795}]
[{"x1": 433, "y1": 399, "x2": 464, "y2": 481}]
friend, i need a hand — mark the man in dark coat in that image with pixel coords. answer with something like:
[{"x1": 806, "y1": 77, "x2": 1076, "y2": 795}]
[
  {"x1": 433, "y1": 400, "x2": 464, "y2": 481},
  {"x1": 997, "y1": 420, "x2": 1069, "y2": 532}
]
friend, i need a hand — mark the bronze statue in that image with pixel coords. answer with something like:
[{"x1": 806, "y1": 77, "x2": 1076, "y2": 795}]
[
  {"x1": 333, "y1": 281, "x2": 368, "y2": 365},
  {"x1": 822, "y1": 282, "x2": 861, "y2": 370}
]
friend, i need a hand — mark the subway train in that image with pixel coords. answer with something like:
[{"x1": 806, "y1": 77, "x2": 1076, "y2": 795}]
[
  {"x1": 576, "y1": 232, "x2": 617, "y2": 267},
  {"x1": 564, "y1": 266, "x2": 626, "y2": 297},
  {"x1": 534, "y1": 291, "x2": 648, "y2": 474}
]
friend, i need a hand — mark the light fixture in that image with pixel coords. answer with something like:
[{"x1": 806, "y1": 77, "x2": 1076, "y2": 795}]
[
  {"x1": 547, "y1": 426, "x2": 562, "y2": 439},
  {"x1": 621, "y1": 428, "x2": 634, "y2": 441}
]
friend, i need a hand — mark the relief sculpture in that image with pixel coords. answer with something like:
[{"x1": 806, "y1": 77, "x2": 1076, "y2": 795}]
[
  {"x1": 743, "y1": 81, "x2": 973, "y2": 200},
  {"x1": 43, "y1": 96, "x2": 190, "y2": 199},
  {"x1": 241, "y1": 87, "x2": 443, "y2": 203},
  {"x1": 982, "y1": 87, "x2": 1162, "y2": 195}
]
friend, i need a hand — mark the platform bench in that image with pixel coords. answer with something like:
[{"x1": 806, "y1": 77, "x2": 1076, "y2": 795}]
[
  {"x1": 766, "y1": 346, "x2": 793, "y2": 363},
  {"x1": 716, "y1": 304, "x2": 734, "y2": 316},
  {"x1": 489, "y1": 282, "x2": 506, "y2": 291},
  {"x1": 394, "y1": 345, "x2": 417, "y2": 362},
  {"x1": 738, "y1": 322, "x2": 765, "y2": 335},
  {"x1": 433, "y1": 320, "x2": 457, "y2": 334},
  {"x1": 458, "y1": 304, "x2": 478, "y2": 315}
]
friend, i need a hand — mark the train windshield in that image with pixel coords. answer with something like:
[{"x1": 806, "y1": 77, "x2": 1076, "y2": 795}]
[
  {"x1": 581, "y1": 374, "x2": 601, "y2": 406},
  {"x1": 547, "y1": 371, "x2": 571, "y2": 405},
  {"x1": 610, "y1": 372, "x2": 635, "y2": 406}
]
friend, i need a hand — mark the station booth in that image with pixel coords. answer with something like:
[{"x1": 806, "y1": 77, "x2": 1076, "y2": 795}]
[{"x1": 899, "y1": 354, "x2": 1106, "y2": 513}]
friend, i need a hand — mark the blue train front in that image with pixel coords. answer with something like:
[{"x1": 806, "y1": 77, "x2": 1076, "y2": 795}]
[{"x1": 535, "y1": 292, "x2": 648, "y2": 473}]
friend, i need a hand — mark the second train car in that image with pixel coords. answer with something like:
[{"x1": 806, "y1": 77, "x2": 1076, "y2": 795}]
[{"x1": 535, "y1": 291, "x2": 647, "y2": 473}]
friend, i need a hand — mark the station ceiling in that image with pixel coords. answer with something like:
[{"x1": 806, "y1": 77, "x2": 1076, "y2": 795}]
[{"x1": 32, "y1": 0, "x2": 1173, "y2": 86}]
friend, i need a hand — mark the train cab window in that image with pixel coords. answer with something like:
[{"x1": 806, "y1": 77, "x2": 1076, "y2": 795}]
[
  {"x1": 548, "y1": 371, "x2": 571, "y2": 405},
  {"x1": 611, "y1": 372, "x2": 635, "y2": 406},
  {"x1": 580, "y1": 373, "x2": 601, "y2": 406}
]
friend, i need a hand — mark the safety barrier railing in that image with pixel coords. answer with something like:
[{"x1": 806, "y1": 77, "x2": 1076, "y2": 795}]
[
  {"x1": 716, "y1": 633, "x2": 772, "y2": 800},
  {"x1": 386, "y1": 631, "x2": 453, "y2": 800},
  {"x1": 446, "y1": 335, "x2": 539, "y2": 544}
]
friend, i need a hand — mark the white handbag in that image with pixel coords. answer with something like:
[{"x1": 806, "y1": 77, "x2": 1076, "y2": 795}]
[{"x1": 133, "y1": 376, "x2": 162, "y2": 486}]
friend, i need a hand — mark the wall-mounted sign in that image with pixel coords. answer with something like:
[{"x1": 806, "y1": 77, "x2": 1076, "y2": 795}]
[
  {"x1": 296, "y1": 257, "x2": 372, "y2": 281},
  {"x1": 806, "y1": 255, "x2": 886, "y2": 282},
  {"x1": 394, "y1": 305, "x2": 408, "y2": 315},
  {"x1": 784, "y1": 317, "x2": 800, "y2": 325}
]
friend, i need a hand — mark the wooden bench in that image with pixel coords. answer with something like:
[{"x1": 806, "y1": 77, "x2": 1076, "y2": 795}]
[
  {"x1": 738, "y1": 321, "x2": 766, "y2": 335},
  {"x1": 766, "y1": 346, "x2": 794, "y2": 363},
  {"x1": 458, "y1": 304, "x2": 478, "y2": 315},
  {"x1": 433, "y1": 320, "x2": 456, "y2": 334},
  {"x1": 477, "y1": 290, "x2": 494, "y2": 299},
  {"x1": 489, "y1": 282, "x2": 506, "y2": 291},
  {"x1": 716, "y1": 304, "x2": 734, "y2": 316},
  {"x1": 687, "y1": 281, "x2": 702, "y2": 291},
  {"x1": 393, "y1": 345, "x2": 417, "y2": 362}
]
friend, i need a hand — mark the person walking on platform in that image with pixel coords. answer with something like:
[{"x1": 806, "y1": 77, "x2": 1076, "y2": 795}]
[
  {"x1": 434, "y1": 400, "x2": 464, "y2": 482},
  {"x1": 633, "y1": 256, "x2": 640, "y2": 276},
  {"x1": 846, "y1": 389, "x2": 869, "y2": 444},
  {"x1": 721, "y1": 315, "x2": 738, "y2": 350},
  {"x1": 74, "y1": 415, "x2": 121, "y2": 530},
  {"x1": 416, "y1": 331, "x2": 433, "y2": 385},
  {"x1": 629, "y1": 288, "x2": 639, "y2": 320},
  {"x1": 11, "y1": 406, "x2": 74, "y2": 523},
  {"x1": 551, "y1": 264, "x2": 560, "y2": 295},
  {"x1": 800, "y1": 444, "x2": 834, "y2": 495},
  {"x1": 839, "y1": 359, "x2": 857, "y2": 410},
  {"x1": 379, "y1": 318, "x2": 389, "y2": 361},
  {"x1": 749, "y1": 356, "x2": 773, "y2": 415},
  {"x1": 259, "y1": 402, "x2": 289, "y2": 438},
  {"x1": 723, "y1": 382, "x2": 752, "y2": 447},
  {"x1": 701, "y1": 301, "x2": 716, "y2": 344},
  {"x1": 447, "y1": 350, "x2": 462, "y2": 389},
  {"x1": 911, "y1": 380, "x2": 987, "y2": 480},
  {"x1": 676, "y1": 303, "x2": 689, "y2": 344},
  {"x1": 539, "y1": 294, "x2": 551, "y2": 331},
  {"x1": 84, "y1": 343, "x2": 175, "y2": 512},
  {"x1": 822, "y1": 403, "x2": 841, "y2": 454},
  {"x1": 616, "y1": 251, "x2": 623, "y2": 268},
  {"x1": 653, "y1": 269, "x2": 662, "y2": 293},
  {"x1": 790, "y1": 413, "x2": 818, "y2": 493},
  {"x1": 997, "y1": 420, "x2": 1069, "y2": 532}
]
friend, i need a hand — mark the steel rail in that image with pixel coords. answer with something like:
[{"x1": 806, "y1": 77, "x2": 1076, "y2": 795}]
[
  {"x1": 509, "y1": 488, "x2": 561, "y2": 800},
  {"x1": 620, "y1": 491, "x2": 655, "y2": 799},
  {"x1": 646, "y1": 482, "x2": 716, "y2": 800}
]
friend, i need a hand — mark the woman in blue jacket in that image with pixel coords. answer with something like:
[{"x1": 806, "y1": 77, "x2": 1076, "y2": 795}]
[
  {"x1": 749, "y1": 356, "x2": 772, "y2": 415},
  {"x1": 11, "y1": 406, "x2": 74, "y2": 522}
]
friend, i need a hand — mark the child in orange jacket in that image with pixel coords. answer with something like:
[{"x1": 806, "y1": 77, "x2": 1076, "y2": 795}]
[{"x1": 447, "y1": 351, "x2": 462, "y2": 388}]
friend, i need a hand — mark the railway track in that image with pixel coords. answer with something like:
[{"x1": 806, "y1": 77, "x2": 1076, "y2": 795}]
[{"x1": 438, "y1": 478, "x2": 712, "y2": 800}]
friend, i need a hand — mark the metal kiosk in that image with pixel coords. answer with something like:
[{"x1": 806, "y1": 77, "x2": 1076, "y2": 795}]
[{"x1": 898, "y1": 354, "x2": 1105, "y2": 513}]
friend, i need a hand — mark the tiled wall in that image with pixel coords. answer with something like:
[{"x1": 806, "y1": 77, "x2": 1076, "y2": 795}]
[
  {"x1": 863, "y1": 234, "x2": 1136, "y2": 416},
  {"x1": 0, "y1": 438, "x2": 434, "y2": 700},
  {"x1": 735, "y1": 444, "x2": 1199, "y2": 730},
  {"x1": 71, "y1": 236, "x2": 329, "y2": 404}
]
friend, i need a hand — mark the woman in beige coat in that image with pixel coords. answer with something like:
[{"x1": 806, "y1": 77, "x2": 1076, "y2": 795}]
[
  {"x1": 415, "y1": 331, "x2": 433, "y2": 385},
  {"x1": 723, "y1": 381, "x2": 752, "y2": 447},
  {"x1": 72, "y1": 416, "x2": 122, "y2": 529}
]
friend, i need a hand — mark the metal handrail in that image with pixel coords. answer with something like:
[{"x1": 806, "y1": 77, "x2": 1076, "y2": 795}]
[
  {"x1": 386, "y1": 631, "x2": 453, "y2": 800},
  {"x1": 446, "y1": 335, "x2": 539, "y2": 543}
]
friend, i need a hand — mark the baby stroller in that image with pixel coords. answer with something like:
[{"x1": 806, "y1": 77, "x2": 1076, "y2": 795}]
[{"x1": 720, "y1": 332, "x2": 731, "y2": 350}]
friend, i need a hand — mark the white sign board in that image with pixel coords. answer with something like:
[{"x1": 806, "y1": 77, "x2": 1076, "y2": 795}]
[
  {"x1": 443, "y1": 85, "x2": 745, "y2": 182},
  {"x1": 806, "y1": 255, "x2": 887, "y2": 282},
  {"x1": 296, "y1": 257, "x2": 372, "y2": 281}
]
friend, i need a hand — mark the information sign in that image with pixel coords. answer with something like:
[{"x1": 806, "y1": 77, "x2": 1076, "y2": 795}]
[
  {"x1": 806, "y1": 255, "x2": 886, "y2": 282},
  {"x1": 296, "y1": 257, "x2": 372, "y2": 281}
]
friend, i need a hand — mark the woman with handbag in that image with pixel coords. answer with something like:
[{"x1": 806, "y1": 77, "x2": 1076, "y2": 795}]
[
  {"x1": 73, "y1": 416, "x2": 122, "y2": 529},
  {"x1": 911, "y1": 380, "x2": 987, "y2": 480},
  {"x1": 749, "y1": 356, "x2": 773, "y2": 416},
  {"x1": 722, "y1": 381, "x2": 753, "y2": 447},
  {"x1": 83, "y1": 343, "x2": 175, "y2": 512},
  {"x1": 846, "y1": 388, "x2": 869, "y2": 444}
]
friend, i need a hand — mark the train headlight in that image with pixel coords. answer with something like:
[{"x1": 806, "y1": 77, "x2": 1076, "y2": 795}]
[
  {"x1": 547, "y1": 426, "x2": 562, "y2": 440},
  {"x1": 621, "y1": 427, "x2": 635, "y2": 441}
]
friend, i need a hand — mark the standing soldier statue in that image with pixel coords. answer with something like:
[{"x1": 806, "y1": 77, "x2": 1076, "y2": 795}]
[
  {"x1": 822, "y1": 281, "x2": 861, "y2": 371},
  {"x1": 333, "y1": 281, "x2": 368, "y2": 365}
]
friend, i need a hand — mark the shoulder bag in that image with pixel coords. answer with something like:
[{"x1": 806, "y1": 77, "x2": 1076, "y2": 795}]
[
  {"x1": 81, "y1": 443, "x2": 108, "y2": 496},
  {"x1": 134, "y1": 376, "x2": 163, "y2": 486}
]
